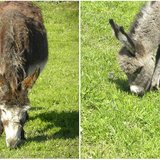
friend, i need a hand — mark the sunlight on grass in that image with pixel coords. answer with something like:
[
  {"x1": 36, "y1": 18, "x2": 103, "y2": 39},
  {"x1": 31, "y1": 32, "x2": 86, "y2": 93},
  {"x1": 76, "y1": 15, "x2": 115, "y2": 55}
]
[{"x1": 0, "y1": 2, "x2": 79, "y2": 158}]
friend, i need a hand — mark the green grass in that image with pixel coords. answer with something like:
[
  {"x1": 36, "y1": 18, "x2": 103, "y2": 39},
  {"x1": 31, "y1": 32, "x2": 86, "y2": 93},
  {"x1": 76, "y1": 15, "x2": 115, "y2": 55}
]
[
  {"x1": 81, "y1": 1, "x2": 160, "y2": 158},
  {"x1": 0, "y1": 2, "x2": 79, "y2": 158}
]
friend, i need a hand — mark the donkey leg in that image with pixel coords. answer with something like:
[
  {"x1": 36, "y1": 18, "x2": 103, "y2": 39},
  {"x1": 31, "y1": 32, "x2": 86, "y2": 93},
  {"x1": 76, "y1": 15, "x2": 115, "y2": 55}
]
[
  {"x1": 21, "y1": 128, "x2": 26, "y2": 140},
  {"x1": 0, "y1": 121, "x2": 3, "y2": 135},
  {"x1": 151, "y1": 75, "x2": 160, "y2": 90},
  {"x1": 150, "y1": 45, "x2": 160, "y2": 90},
  {"x1": 151, "y1": 60, "x2": 160, "y2": 90},
  {"x1": 0, "y1": 110, "x2": 3, "y2": 135}
]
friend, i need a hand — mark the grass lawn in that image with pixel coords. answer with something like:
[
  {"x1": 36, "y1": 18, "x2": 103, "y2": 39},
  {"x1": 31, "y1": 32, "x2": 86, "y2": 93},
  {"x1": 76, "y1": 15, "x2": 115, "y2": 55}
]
[
  {"x1": 81, "y1": 1, "x2": 160, "y2": 158},
  {"x1": 0, "y1": 2, "x2": 79, "y2": 158}
]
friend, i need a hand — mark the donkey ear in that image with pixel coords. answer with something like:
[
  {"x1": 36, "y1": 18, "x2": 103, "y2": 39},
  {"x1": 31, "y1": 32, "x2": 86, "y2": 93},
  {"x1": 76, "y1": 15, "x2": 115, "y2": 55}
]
[
  {"x1": 109, "y1": 19, "x2": 136, "y2": 56},
  {"x1": 21, "y1": 68, "x2": 40, "y2": 91}
]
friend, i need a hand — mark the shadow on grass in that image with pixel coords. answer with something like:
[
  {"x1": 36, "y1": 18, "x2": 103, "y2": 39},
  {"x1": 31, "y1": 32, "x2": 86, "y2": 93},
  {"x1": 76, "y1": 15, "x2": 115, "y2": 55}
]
[
  {"x1": 109, "y1": 78, "x2": 145, "y2": 98},
  {"x1": 27, "y1": 110, "x2": 79, "y2": 143},
  {"x1": 109, "y1": 78, "x2": 130, "y2": 93}
]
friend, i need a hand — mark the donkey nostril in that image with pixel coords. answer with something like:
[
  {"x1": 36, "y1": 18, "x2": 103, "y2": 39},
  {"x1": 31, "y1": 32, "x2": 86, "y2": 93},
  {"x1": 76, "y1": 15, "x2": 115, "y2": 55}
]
[{"x1": 7, "y1": 138, "x2": 21, "y2": 148}]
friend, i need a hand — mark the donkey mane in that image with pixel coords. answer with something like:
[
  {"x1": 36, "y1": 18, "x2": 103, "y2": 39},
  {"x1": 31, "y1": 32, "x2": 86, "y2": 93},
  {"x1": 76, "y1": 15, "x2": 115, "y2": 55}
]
[
  {"x1": 129, "y1": 2, "x2": 160, "y2": 54},
  {"x1": 129, "y1": 3, "x2": 146, "y2": 35}
]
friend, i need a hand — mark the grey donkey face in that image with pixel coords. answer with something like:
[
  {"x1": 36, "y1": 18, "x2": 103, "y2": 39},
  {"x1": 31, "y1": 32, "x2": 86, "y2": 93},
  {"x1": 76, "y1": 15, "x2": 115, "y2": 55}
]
[{"x1": 109, "y1": 19, "x2": 156, "y2": 95}]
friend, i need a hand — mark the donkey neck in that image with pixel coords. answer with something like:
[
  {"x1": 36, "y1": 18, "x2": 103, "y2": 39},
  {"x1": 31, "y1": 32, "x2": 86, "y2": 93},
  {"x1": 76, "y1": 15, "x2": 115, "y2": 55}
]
[{"x1": 130, "y1": 2, "x2": 160, "y2": 53}]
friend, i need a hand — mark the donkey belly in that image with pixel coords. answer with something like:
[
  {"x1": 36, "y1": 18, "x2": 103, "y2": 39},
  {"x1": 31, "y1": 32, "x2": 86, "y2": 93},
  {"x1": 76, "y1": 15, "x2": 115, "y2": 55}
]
[
  {"x1": 27, "y1": 59, "x2": 47, "y2": 76},
  {"x1": 24, "y1": 18, "x2": 48, "y2": 76}
]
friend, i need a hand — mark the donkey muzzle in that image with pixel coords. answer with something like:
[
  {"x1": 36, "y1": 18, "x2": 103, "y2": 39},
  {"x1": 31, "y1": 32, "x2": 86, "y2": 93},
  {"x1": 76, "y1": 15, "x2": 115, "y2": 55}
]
[
  {"x1": 6, "y1": 138, "x2": 21, "y2": 148},
  {"x1": 130, "y1": 85, "x2": 144, "y2": 96}
]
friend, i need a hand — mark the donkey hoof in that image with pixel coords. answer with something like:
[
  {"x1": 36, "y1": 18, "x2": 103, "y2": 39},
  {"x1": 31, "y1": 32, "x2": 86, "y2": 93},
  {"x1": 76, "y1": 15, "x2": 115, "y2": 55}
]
[{"x1": 151, "y1": 81, "x2": 159, "y2": 90}]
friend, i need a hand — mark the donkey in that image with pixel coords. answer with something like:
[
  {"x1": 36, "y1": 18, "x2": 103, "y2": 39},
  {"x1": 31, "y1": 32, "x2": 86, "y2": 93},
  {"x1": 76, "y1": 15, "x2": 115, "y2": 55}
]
[
  {"x1": 109, "y1": 1, "x2": 160, "y2": 96},
  {"x1": 0, "y1": 2, "x2": 48, "y2": 148}
]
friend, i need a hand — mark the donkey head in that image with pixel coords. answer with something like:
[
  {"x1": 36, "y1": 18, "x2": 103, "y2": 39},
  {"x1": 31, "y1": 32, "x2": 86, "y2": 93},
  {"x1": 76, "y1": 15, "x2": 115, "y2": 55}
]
[
  {"x1": 109, "y1": 19, "x2": 156, "y2": 95},
  {"x1": 0, "y1": 68, "x2": 40, "y2": 148}
]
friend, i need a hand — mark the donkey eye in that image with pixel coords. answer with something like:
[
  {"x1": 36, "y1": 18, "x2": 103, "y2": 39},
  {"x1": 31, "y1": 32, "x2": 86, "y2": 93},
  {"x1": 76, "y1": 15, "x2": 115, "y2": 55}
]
[{"x1": 1, "y1": 109, "x2": 6, "y2": 114}]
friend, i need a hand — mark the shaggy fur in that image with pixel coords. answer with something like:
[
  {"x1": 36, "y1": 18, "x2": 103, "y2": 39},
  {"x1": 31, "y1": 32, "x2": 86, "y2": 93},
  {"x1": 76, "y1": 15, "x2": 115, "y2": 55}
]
[
  {"x1": 110, "y1": 2, "x2": 160, "y2": 95},
  {"x1": 0, "y1": 2, "x2": 48, "y2": 92}
]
